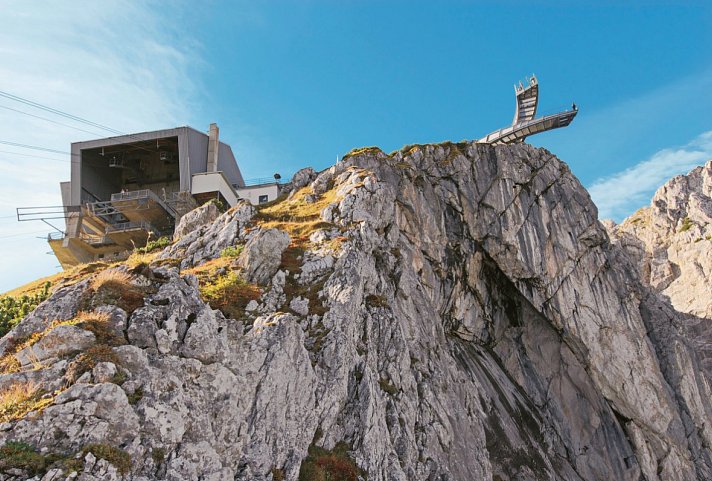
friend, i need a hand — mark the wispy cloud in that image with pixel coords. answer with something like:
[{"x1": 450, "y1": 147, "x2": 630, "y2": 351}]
[
  {"x1": 0, "y1": 1, "x2": 201, "y2": 292},
  {"x1": 588, "y1": 131, "x2": 712, "y2": 222}
]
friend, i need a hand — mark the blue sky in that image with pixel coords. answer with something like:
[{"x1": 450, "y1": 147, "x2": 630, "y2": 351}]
[{"x1": 0, "y1": 1, "x2": 710, "y2": 292}]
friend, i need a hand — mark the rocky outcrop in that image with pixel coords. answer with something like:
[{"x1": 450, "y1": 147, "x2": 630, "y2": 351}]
[
  {"x1": 173, "y1": 202, "x2": 220, "y2": 240},
  {"x1": 159, "y1": 201, "x2": 255, "y2": 269},
  {"x1": 0, "y1": 142, "x2": 710, "y2": 481},
  {"x1": 237, "y1": 228, "x2": 290, "y2": 285},
  {"x1": 606, "y1": 159, "x2": 712, "y2": 318}
]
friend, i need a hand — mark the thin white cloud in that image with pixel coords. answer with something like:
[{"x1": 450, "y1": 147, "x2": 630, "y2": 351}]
[
  {"x1": 588, "y1": 131, "x2": 712, "y2": 222},
  {"x1": 0, "y1": 1, "x2": 201, "y2": 292}
]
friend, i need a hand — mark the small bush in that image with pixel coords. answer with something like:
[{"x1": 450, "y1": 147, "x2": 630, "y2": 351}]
[
  {"x1": 271, "y1": 467, "x2": 285, "y2": 480},
  {"x1": 136, "y1": 236, "x2": 172, "y2": 254},
  {"x1": 379, "y1": 378, "x2": 399, "y2": 396},
  {"x1": 151, "y1": 447, "x2": 166, "y2": 464},
  {"x1": 81, "y1": 444, "x2": 131, "y2": 475},
  {"x1": 0, "y1": 282, "x2": 51, "y2": 338},
  {"x1": 365, "y1": 295, "x2": 388, "y2": 308},
  {"x1": 65, "y1": 345, "x2": 119, "y2": 383},
  {"x1": 298, "y1": 443, "x2": 363, "y2": 481},
  {"x1": 0, "y1": 441, "x2": 47, "y2": 475},
  {"x1": 220, "y1": 245, "x2": 244, "y2": 258},
  {"x1": 200, "y1": 272, "x2": 260, "y2": 319},
  {"x1": 679, "y1": 217, "x2": 693, "y2": 232},
  {"x1": 127, "y1": 386, "x2": 143, "y2": 405}
]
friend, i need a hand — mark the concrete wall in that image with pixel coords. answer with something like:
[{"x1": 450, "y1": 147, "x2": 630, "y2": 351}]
[
  {"x1": 236, "y1": 184, "x2": 280, "y2": 205},
  {"x1": 218, "y1": 143, "x2": 245, "y2": 187}
]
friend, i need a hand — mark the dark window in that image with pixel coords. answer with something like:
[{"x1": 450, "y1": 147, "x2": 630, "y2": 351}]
[{"x1": 258, "y1": 195, "x2": 269, "y2": 204}]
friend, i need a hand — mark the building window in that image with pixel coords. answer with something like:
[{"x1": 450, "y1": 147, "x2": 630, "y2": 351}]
[{"x1": 258, "y1": 195, "x2": 269, "y2": 204}]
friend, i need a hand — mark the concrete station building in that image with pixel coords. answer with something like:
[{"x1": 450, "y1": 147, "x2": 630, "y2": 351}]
[{"x1": 48, "y1": 124, "x2": 279, "y2": 268}]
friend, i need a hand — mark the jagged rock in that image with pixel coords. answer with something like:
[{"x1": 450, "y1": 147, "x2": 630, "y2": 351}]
[
  {"x1": 1, "y1": 143, "x2": 711, "y2": 481},
  {"x1": 288, "y1": 296, "x2": 309, "y2": 316},
  {"x1": 0, "y1": 279, "x2": 89, "y2": 358},
  {"x1": 159, "y1": 201, "x2": 256, "y2": 268},
  {"x1": 288, "y1": 167, "x2": 318, "y2": 193},
  {"x1": 237, "y1": 228, "x2": 290, "y2": 285},
  {"x1": 15, "y1": 325, "x2": 95, "y2": 367},
  {"x1": 608, "y1": 159, "x2": 712, "y2": 319},
  {"x1": 92, "y1": 362, "x2": 118, "y2": 383},
  {"x1": 173, "y1": 202, "x2": 220, "y2": 239}
]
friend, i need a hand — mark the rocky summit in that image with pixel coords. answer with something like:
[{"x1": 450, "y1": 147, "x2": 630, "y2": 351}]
[{"x1": 0, "y1": 142, "x2": 711, "y2": 481}]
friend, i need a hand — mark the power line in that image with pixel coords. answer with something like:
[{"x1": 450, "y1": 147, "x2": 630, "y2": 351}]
[
  {"x1": 0, "y1": 149, "x2": 69, "y2": 162},
  {"x1": 0, "y1": 140, "x2": 72, "y2": 156},
  {"x1": 0, "y1": 104, "x2": 106, "y2": 138},
  {"x1": 0, "y1": 230, "x2": 47, "y2": 240},
  {"x1": 0, "y1": 90, "x2": 123, "y2": 135},
  {"x1": 0, "y1": 90, "x2": 156, "y2": 154}
]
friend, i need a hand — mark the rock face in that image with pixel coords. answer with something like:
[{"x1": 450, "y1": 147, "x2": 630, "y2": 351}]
[
  {"x1": 606, "y1": 159, "x2": 712, "y2": 319},
  {"x1": 1, "y1": 142, "x2": 711, "y2": 481}
]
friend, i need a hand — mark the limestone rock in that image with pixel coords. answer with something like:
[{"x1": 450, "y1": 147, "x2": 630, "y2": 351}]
[
  {"x1": 1, "y1": 143, "x2": 711, "y2": 481},
  {"x1": 173, "y1": 202, "x2": 220, "y2": 239},
  {"x1": 608, "y1": 159, "x2": 712, "y2": 318},
  {"x1": 15, "y1": 325, "x2": 95, "y2": 367},
  {"x1": 237, "y1": 228, "x2": 290, "y2": 285}
]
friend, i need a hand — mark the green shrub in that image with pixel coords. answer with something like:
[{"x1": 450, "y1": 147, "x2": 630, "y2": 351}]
[
  {"x1": 0, "y1": 441, "x2": 48, "y2": 475},
  {"x1": 200, "y1": 272, "x2": 260, "y2": 319},
  {"x1": 298, "y1": 443, "x2": 363, "y2": 481},
  {"x1": 81, "y1": 444, "x2": 131, "y2": 475},
  {"x1": 679, "y1": 217, "x2": 693, "y2": 232},
  {"x1": 136, "y1": 236, "x2": 171, "y2": 254},
  {"x1": 220, "y1": 245, "x2": 244, "y2": 258},
  {"x1": 0, "y1": 282, "x2": 51, "y2": 337}
]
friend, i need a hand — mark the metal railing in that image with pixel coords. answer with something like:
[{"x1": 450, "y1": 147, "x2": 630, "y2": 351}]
[
  {"x1": 47, "y1": 231, "x2": 65, "y2": 241},
  {"x1": 105, "y1": 221, "x2": 159, "y2": 237},
  {"x1": 110, "y1": 189, "x2": 156, "y2": 202},
  {"x1": 242, "y1": 175, "x2": 291, "y2": 187}
]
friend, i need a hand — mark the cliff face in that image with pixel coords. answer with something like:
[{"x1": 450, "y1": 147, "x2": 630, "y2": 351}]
[{"x1": 1, "y1": 143, "x2": 711, "y2": 481}]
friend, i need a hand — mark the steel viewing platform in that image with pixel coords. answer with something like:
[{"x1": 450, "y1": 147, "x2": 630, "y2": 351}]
[{"x1": 478, "y1": 75, "x2": 577, "y2": 145}]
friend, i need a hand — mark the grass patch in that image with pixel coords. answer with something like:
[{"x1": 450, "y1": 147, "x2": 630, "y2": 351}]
[
  {"x1": 82, "y1": 269, "x2": 145, "y2": 314},
  {"x1": 0, "y1": 310, "x2": 124, "y2": 376},
  {"x1": 298, "y1": 442, "x2": 364, "y2": 481},
  {"x1": 679, "y1": 216, "x2": 693, "y2": 232},
  {"x1": 271, "y1": 467, "x2": 285, "y2": 480},
  {"x1": 74, "y1": 311, "x2": 125, "y2": 347},
  {"x1": 81, "y1": 444, "x2": 131, "y2": 475},
  {"x1": 254, "y1": 186, "x2": 340, "y2": 247},
  {"x1": 378, "y1": 378, "x2": 398, "y2": 396},
  {"x1": 0, "y1": 382, "x2": 54, "y2": 423},
  {"x1": 0, "y1": 441, "x2": 51, "y2": 476},
  {"x1": 151, "y1": 447, "x2": 166, "y2": 464},
  {"x1": 342, "y1": 146, "x2": 386, "y2": 160},
  {"x1": 365, "y1": 295, "x2": 388, "y2": 309},
  {"x1": 127, "y1": 386, "x2": 144, "y2": 405},
  {"x1": 200, "y1": 272, "x2": 261, "y2": 320},
  {"x1": 220, "y1": 245, "x2": 244, "y2": 258},
  {"x1": 0, "y1": 281, "x2": 51, "y2": 338},
  {"x1": 65, "y1": 345, "x2": 120, "y2": 384},
  {"x1": 135, "y1": 236, "x2": 172, "y2": 254}
]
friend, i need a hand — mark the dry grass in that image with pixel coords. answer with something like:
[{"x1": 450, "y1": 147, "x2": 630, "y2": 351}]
[
  {"x1": 254, "y1": 186, "x2": 340, "y2": 247},
  {"x1": 75, "y1": 311, "x2": 125, "y2": 346},
  {"x1": 0, "y1": 382, "x2": 54, "y2": 423},
  {"x1": 91, "y1": 269, "x2": 133, "y2": 291},
  {"x1": 65, "y1": 344, "x2": 120, "y2": 383},
  {"x1": 83, "y1": 269, "x2": 145, "y2": 314}
]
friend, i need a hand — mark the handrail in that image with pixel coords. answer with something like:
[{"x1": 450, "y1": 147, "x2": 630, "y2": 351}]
[{"x1": 105, "y1": 221, "x2": 159, "y2": 236}]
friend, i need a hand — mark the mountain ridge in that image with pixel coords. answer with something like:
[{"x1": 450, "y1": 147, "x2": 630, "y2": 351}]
[{"x1": 0, "y1": 141, "x2": 710, "y2": 481}]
